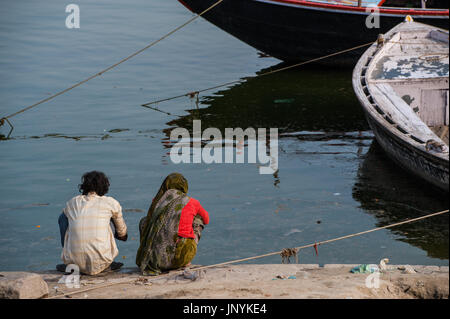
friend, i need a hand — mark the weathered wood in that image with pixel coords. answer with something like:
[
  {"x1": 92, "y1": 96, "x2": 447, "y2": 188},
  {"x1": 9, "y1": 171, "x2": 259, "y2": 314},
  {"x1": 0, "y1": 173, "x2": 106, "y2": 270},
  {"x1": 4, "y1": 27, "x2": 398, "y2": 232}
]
[
  {"x1": 421, "y1": 89, "x2": 448, "y2": 126},
  {"x1": 372, "y1": 83, "x2": 431, "y2": 135},
  {"x1": 446, "y1": 90, "x2": 449, "y2": 126},
  {"x1": 430, "y1": 30, "x2": 449, "y2": 44},
  {"x1": 352, "y1": 20, "x2": 449, "y2": 191}
]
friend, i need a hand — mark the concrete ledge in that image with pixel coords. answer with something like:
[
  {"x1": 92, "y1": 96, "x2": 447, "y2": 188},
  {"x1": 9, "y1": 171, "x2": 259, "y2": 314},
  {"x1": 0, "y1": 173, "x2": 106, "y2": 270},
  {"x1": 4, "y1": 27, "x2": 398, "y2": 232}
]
[
  {"x1": 295, "y1": 264, "x2": 320, "y2": 270},
  {"x1": 33, "y1": 264, "x2": 448, "y2": 299},
  {"x1": 323, "y1": 264, "x2": 359, "y2": 269},
  {"x1": 413, "y1": 265, "x2": 441, "y2": 273},
  {"x1": 440, "y1": 266, "x2": 449, "y2": 272}
]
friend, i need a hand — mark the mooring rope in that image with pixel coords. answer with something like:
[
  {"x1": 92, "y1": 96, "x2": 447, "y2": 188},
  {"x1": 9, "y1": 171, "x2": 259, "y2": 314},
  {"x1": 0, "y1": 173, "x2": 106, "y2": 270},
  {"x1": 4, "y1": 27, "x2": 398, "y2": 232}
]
[
  {"x1": 141, "y1": 41, "x2": 374, "y2": 108},
  {"x1": 0, "y1": 0, "x2": 225, "y2": 131},
  {"x1": 1, "y1": 20, "x2": 374, "y2": 137},
  {"x1": 46, "y1": 208, "x2": 449, "y2": 299}
]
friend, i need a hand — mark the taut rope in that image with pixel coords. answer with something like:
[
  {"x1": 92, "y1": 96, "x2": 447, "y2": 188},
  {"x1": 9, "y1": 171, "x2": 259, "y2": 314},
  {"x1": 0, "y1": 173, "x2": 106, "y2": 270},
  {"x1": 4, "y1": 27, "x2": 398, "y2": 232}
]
[
  {"x1": 141, "y1": 42, "x2": 374, "y2": 108},
  {"x1": 46, "y1": 208, "x2": 449, "y2": 299},
  {"x1": 0, "y1": 0, "x2": 225, "y2": 135}
]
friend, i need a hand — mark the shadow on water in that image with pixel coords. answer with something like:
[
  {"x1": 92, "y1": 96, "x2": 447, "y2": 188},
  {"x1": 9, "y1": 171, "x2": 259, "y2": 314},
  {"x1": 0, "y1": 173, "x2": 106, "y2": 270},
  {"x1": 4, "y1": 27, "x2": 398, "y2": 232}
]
[
  {"x1": 162, "y1": 61, "x2": 448, "y2": 260},
  {"x1": 165, "y1": 63, "x2": 370, "y2": 135},
  {"x1": 353, "y1": 141, "x2": 449, "y2": 260}
]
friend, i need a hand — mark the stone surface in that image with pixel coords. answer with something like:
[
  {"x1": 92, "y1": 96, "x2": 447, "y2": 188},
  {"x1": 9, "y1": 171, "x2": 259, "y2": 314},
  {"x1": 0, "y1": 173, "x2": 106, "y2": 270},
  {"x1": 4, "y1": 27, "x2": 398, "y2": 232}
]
[
  {"x1": 38, "y1": 264, "x2": 449, "y2": 299},
  {"x1": 324, "y1": 264, "x2": 359, "y2": 269},
  {"x1": 423, "y1": 266, "x2": 440, "y2": 272},
  {"x1": 0, "y1": 272, "x2": 49, "y2": 299},
  {"x1": 413, "y1": 265, "x2": 441, "y2": 274},
  {"x1": 296, "y1": 264, "x2": 320, "y2": 269}
]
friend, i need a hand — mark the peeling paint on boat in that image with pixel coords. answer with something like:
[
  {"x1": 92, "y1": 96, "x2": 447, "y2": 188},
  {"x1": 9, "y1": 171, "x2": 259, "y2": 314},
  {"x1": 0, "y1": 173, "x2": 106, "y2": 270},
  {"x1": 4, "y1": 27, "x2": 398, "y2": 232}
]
[{"x1": 372, "y1": 55, "x2": 449, "y2": 80}]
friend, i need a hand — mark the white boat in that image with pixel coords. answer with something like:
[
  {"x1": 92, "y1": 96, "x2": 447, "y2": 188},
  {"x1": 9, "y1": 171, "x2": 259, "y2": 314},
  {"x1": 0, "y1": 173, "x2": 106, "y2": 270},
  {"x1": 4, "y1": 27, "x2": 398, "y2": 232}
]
[{"x1": 352, "y1": 18, "x2": 449, "y2": 192}]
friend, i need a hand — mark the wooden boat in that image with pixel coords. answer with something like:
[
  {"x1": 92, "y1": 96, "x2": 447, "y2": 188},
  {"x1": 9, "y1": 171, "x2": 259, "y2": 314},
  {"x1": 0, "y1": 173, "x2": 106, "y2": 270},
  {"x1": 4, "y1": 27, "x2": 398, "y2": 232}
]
[
  {"x1": 352, "y1": 19, "x2": 449, "y2": 191},
  {"x1": 178, "y1": 0, "x2": 449, "y2": 64}
]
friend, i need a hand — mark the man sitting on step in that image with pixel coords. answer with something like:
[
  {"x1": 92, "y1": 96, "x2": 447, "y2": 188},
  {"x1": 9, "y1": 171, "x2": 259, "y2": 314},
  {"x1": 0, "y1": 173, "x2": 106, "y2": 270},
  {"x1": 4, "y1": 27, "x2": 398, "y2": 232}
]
[{"x1": 57, "y1": 171, "x2": 128, "y2": 275}]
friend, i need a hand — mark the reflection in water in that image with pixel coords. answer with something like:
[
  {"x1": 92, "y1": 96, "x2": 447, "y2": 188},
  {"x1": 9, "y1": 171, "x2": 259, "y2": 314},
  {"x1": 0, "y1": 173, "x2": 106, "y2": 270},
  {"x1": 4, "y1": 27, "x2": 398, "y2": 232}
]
[
  {"x1": 166, "y1": 63, "x2": 369, "y2": 133},
  {"x1": 353, "y1": 141, "x2": 449, "y2": 259},
  {"x1": 162, "y1": 63, "x2": 371, "y2": 184},
  {"x1": 162, "y1": 62, "x2": 448, "y2": 260}
]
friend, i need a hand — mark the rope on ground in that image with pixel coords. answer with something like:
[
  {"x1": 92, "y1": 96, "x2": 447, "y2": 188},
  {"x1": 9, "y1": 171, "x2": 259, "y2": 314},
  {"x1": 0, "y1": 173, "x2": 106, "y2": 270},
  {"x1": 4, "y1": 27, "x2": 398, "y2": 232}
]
[
  {"x1": 0, "y1": 0, "x2": 225, "y2": 132},
  {"x1": 141, "y1": 41, "x2": 374, "y2": 108},
  {"x1": 46, "y1": 208, "x2": 449, "y2": 299}
]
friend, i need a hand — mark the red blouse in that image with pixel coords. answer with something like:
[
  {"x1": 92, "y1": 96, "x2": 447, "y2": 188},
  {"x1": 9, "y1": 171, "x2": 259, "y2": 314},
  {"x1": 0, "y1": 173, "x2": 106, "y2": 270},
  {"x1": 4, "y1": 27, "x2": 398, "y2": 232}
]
[{"x1": 177, "y1": 198, "x2": 209, "y2": 239}]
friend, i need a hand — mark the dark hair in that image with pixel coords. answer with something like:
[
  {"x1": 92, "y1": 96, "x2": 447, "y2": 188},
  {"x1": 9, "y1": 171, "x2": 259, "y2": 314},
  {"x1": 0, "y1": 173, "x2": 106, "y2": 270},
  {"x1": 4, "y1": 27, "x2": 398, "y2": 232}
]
[{"x1": 78, "y1": 171, "x2": 110, "y2": 196}]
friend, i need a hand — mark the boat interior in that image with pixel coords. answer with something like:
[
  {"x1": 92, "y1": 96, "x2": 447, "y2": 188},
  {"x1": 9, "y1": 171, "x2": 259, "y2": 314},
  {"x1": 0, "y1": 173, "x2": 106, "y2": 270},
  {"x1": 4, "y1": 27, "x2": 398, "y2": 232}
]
[{"x1": 368, "y1": 26, "x2": 449, "y2": 147}]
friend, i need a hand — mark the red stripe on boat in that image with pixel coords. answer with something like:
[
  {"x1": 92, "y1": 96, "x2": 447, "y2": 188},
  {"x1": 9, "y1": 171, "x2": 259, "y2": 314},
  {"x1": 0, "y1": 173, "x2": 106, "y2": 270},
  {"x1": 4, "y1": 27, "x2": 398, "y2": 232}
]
[{"x1": 264, "y1": 0, "x2": 449, "y2": 16}]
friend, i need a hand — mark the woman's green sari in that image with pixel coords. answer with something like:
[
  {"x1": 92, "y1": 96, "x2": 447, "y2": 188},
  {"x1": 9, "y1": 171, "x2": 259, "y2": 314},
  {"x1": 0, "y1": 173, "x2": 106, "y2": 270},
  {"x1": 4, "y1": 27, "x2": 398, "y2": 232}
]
[{"x1": 136, "y1": 173, "x2": 203, "y2": 276}]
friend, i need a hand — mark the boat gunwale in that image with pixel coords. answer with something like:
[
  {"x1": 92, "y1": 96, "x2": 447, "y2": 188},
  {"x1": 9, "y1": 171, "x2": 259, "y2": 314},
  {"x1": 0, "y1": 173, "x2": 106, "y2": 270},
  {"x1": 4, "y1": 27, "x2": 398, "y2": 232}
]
[
  {"x1": 352, "y1": 21, "x2": 449, "y2": 164},
  {"x1": 257, "y1": 0, "x2": 450, "y2": 16}
]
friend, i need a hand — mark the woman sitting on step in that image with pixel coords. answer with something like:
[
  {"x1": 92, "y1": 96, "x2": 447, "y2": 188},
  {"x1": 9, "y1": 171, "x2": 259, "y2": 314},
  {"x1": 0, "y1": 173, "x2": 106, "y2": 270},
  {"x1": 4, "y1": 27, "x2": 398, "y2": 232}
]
[{"x1": 136, "y1": 173, "x2": 210, "y2": 276}]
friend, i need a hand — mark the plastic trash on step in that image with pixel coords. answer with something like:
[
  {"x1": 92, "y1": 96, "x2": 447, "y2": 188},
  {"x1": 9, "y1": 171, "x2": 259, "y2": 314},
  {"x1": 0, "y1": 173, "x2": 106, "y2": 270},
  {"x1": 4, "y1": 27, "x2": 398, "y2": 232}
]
[{"x1": 350, "y1": 264, "x2": 379, "y2": 274}]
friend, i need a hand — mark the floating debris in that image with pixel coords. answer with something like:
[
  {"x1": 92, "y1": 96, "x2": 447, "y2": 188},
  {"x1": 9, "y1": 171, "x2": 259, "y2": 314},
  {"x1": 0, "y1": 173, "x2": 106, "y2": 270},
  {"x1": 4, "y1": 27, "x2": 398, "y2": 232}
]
[
  {"x1": 108, "y1": 128, "x2": 130, "y2": 133},
  {"x1": 274, "y1": 98, "x2": 295, "y2": 104},
  {"x1": 284, "y1": 229, "x2": 302, "y2": 236},
  {"x1": 101, "y1": 134, "x2": 111, "y2": 140}
]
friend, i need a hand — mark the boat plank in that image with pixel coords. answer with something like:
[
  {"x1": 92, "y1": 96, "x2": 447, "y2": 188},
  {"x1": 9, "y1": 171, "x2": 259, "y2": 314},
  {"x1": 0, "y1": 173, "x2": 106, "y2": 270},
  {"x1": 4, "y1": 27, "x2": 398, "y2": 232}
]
[
  {"x1": 370, "y1": 83, "x2": 432, "y2": 137},
  {"x1": 420, "y1": 89, "x2": 448, "y2": 126}
]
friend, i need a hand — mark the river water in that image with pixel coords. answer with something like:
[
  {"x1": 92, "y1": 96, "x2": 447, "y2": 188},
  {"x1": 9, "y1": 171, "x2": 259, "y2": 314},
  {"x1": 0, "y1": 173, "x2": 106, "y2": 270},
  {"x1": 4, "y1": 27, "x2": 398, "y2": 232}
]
[{"x1": 0, "y1": 0, "x2": 448, "y2": 272}]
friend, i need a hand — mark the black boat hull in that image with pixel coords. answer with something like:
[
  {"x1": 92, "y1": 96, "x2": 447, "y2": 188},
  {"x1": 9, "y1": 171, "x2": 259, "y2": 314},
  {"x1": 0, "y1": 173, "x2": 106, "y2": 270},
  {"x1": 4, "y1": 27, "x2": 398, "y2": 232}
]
[{"x1": 179, "y1": 0, "x2": 449, "y2": 64}]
